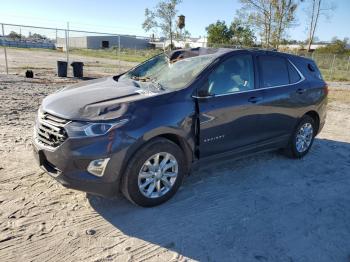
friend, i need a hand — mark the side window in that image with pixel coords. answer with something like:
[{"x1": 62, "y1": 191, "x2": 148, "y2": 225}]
[
  {"x1": 307, "y1": 62, "x2": 323, "y2": 80},
  {"x1": 208, "y1": 54, "x2": 255, "y2": 95},
  {"x1": 259, "y1": 56, "x2": 289, "y2": 87},
  {"x1": 288, "y1": 62, "x2": 301, "y2": 83}
]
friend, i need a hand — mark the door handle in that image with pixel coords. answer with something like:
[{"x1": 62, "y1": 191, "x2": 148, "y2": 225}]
[
  {"x1": 296, "y1": 88, "x2": 306, "y2": 94},
  {"x1": 248, "y1": 96, "x2": 262, "y2": 103}
]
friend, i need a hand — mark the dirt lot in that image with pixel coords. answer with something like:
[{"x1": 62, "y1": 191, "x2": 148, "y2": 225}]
[
  {"x1": 0, "y1": 48, "x2": 137, "y2": 77},
  {"x1": 0, "y1": 72, "x2": 350, "y2": 262}
]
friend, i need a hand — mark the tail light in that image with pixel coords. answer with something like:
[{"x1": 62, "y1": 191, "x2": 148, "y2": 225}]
[{"x1": 324, "y1": 84, "x2": 329, "y2": 96}]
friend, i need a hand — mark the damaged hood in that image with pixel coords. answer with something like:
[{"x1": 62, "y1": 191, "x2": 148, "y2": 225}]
[{"x1": 42, "y1": 76, "x2": 156, "y2": 121}]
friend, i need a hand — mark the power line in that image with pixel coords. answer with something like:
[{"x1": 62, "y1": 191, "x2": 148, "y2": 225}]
[{"x1": 0, "y1": 22, "x2": 150, "y2": 39}]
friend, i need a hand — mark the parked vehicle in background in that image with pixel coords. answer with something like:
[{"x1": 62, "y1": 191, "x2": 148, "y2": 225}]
[{"x1": 33, "y1": 47, "x2": 327, "y2": 207}]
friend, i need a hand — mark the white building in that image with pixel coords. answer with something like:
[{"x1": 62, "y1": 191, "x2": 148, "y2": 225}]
[
  {"x1": 56, "y1": 35, "x2": 150, "y2": 50},
  {"x1": 151, "y1": 37, "x2": 208, "y2": 49},
  {"x1": 279, "y1": 44, "x2": 327, "y2": 51}
]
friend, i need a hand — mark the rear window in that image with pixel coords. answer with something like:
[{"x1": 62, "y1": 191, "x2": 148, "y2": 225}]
[
  {"x1": 288, "y1": 62, "x2": 301, "y2": 83},
  {"x1": 308, "y1": 62, "x2": 323, "y2": 80},
  {"x1": 259, "y1": 56, "x2": 289, "y2": 87}
]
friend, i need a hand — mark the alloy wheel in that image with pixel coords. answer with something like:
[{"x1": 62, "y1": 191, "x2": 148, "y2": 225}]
[
  {"x1": 296, "y1": 122, "x2": 314, "y2": 153},
  {"x1": 138, "y1": 152, "x2": 178, "y2": 199}
]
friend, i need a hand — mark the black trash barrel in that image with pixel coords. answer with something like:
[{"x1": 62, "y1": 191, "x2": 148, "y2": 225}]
[
  {"x1": 71, "y1": 62, "x2": 84, "y2": 78},
  {"x1": 57, "y1": 61, "x2": 68, "y2": 77}
]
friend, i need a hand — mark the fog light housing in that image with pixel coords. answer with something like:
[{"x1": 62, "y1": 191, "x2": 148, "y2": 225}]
[{"x1": 87, "y1": 158, "x2": 110, "y2": 177}]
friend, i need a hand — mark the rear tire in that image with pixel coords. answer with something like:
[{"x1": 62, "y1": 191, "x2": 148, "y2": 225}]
[
  {"x1": 285, "y1": 115, "x2": 316, "y2": 158},
  {"x1": 121, "y1": 138, "x2": 187, "y2": 207}
]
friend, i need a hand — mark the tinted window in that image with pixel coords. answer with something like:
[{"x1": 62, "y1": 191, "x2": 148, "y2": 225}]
[
  {"x1": 208, "y1": 54, "x2": 255, "y2": 95},
  {"x1": 259, "y1": 56, "x2": 289, "y2": 87},
  {"x1": 308, "y1": 62, "x2": 323, "y2": 80},
  {"x1": 288, "y1": 62, "x2": 301, "y2": 83}
]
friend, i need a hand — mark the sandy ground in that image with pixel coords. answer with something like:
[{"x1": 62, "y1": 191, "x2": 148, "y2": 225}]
[
  {"x1": 0, "y1": 72, "x2": 350, "y2": 262},
  {"x1": 0, "y1": 48, "x2": 137, "y2": 77}
]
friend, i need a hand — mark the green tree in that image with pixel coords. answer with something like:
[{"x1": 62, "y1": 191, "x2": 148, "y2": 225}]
[
  {"x1": 316, "y1": 38, "x2": 350, "y2": 54},
  {"x1": 206, "y1": 19, "x2": 256, "y2": 47},
  {"x1": 239, "y1": 0, "x2": 299, "y2": 48},
  {"x1": 305, "y1": 0, "x2": 336, "y2": 52},
  {"x1": 7, "y1": 31, "x2": 22, "y2": 39},
  {"x1": 30, "y1": 33, "x2": 48, "y2": 40},
  {"x1": 230, "y1": 19, "x2": 256, "y2": 46},
  {"x1": 142, "y1": 0, "x2": 182, "y2": 49},
  {"x1": 206, "y1": 20, "x2": 232, "y2": 46}
]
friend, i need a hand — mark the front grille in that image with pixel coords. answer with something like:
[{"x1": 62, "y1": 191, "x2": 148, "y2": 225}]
[{"x1": 35, "y1": 111, "x2": 69, "y2": 148}]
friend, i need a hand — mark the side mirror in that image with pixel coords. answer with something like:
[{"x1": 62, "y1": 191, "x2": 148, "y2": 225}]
[
  {"x1": 194, "y1": 80, "x2": 214, "y2": 99},
  {"x1": 197, "y1": 88, "x2": 212, "y2": 98}
]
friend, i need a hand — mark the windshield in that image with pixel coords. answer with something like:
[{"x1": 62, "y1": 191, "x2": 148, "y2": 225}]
[{"x1": 120, "y1": 53, "x2": 216, "y2": 90}]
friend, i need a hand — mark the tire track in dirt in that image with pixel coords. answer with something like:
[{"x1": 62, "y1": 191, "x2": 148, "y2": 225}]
[{"x1": 1, "y1": 74, "x2": 350, "y2": 261}]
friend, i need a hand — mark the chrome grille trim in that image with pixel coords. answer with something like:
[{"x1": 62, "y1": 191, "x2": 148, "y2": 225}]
[{"x1": 35, "y1": 112, "x2": 70, "y2": 148}]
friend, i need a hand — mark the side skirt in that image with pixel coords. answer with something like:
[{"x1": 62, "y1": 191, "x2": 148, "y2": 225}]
[{"x1": 190, "y1": 135, "x2": 289, "y2": 172}]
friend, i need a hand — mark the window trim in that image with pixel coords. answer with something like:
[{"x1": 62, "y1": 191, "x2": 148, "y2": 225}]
[
  {"x1": 206, "y1": 53, "x2": 256, "y2": 96},
  {"x1": 193, "y1": 59, "x2": 305, "y2": 99},
  {"x1": 259, "y1": 55, "x2": 288, "y2": 88},
  {"x1": 258, "y1": 55, "x2": 305, "y2": 89},
  {"x1": 287, "y1": 60, "x2": 302, "y2": 84}
]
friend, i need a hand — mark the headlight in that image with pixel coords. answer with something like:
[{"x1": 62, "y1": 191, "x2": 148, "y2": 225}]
[{"x1": 65, "y1": 119, "x2": 128, "y2": 138}]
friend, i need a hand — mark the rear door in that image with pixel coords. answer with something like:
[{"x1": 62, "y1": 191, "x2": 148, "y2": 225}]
[
  {"x1": 196, "y1": 52, "x2": 264, "y2": 157},
  {"x1": 257, "y1": 54, "x2": 306, "y2": 141}
]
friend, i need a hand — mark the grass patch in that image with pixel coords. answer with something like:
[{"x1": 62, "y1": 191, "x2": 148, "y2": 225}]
[
  {"x1": 3, "y1": 46, "x2": 350, "y2": 80},
  {"x1": 4, "y1": 46, "x2": 162, "y2": 63},
  {"x1": 4, "y1": 47, "x2": 57, "y2": 53},
  {"x1": 70, "y1": 48, "x2": 162, "y2": 63}
]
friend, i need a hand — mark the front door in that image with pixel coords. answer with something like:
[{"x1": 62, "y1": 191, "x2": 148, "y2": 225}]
[{"x1": 196, "y1": 53, "x2": 264, "y2": 157}]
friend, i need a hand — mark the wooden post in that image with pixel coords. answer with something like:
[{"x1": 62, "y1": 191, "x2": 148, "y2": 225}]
[
  {"x1": 330, "y1": 54, "x2": 336, "y2": 80},
  {"x1": 1, "y1": 24, "x2": 8, "y2": 75}
]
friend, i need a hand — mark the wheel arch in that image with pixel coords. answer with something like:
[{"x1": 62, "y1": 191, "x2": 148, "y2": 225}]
[
  {"x1": 116, "y1": 130, "x2": 194, "y2": 192},
  {"x1": 304, "y1": 110, "x2": 320, "y2": 134}
]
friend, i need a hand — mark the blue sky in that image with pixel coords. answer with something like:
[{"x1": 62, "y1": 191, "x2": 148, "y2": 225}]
[{"x1": 0, "y1": 0, "x2": 349, "y2": 41}]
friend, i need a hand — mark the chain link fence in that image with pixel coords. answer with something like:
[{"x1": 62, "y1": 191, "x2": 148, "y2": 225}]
[
  {"x1": 300, "y1": 52, "x2": 350, "y2": 81},
  {"x1": 1, "y1": 23, "x2": 349, "y2": 81},
  {"x1": 0, "y1": 23, "x2": 161, "y2": 78}
]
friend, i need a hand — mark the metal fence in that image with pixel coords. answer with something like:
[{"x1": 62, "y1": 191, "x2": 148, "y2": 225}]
[
  {"x1": 297, "y1": 52, "x2": 350, "y2": 81},
  {"x1": 1, "y1": 22, "x2": 349, "y2": 81},
  {"x1": 0, "y1": 23, "x2": 158, "y2": 78}
]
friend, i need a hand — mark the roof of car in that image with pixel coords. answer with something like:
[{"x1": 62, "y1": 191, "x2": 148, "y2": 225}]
[
  {"x1": 168, "y1": 47, "x2": 231, "y2": 61},
  {"x1": 168, "y1": 47, "x2": 309, "y2": 61}
]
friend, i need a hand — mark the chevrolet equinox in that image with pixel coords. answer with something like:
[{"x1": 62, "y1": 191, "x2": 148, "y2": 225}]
[{"x1": 33, "y1": 48, "x2": 327, "y2": 206}]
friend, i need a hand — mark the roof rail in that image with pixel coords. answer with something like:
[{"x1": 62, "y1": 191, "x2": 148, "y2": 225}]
[{"x1": 247, "y1": 47, "x2": 278, "y2": 52}]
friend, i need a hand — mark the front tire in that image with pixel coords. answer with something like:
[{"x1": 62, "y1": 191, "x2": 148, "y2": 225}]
[
  {"x1": 285, "y1": 115, "x2": 316, "y2": 158},
  {"x1": 121, "y1": 138, "x2": 187, "y2": 207}
]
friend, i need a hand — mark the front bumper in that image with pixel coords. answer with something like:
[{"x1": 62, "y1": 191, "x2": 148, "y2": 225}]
[{"x1": 32, "y1": 131, "x2": 127, "y2": 197}]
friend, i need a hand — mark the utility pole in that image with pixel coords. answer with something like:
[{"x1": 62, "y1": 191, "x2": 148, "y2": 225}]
[
  {"x1": 118, "y1": 35, "x2": 121, "y2": 73},
  {"x1": 1, "y1": 24, "x2": 8, "y2": 75},
  {"x1": 66, "y1": 22, "x2": 70, "y2": 66}
]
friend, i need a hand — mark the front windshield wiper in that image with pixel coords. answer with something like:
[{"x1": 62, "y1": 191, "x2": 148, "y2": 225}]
[{"x1": 131, "y1": 76, "x2": 151, "y2": 82}]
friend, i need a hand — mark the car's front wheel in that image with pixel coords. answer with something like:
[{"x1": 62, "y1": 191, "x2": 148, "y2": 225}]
[
  {"x1": 121, "y1": 138, "x2": 187, "y2": 207},
  {"x1": 286, "y1": 115, "x2": 316, "y2": 158}
]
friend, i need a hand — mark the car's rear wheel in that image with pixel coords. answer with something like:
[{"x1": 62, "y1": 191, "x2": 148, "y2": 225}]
[
  {"x1": 285, "y1": 115, "x2": 316, "y2": 158},
  {"x1": 121, "y1": 138, "x2": 187, "y2": 207}
]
